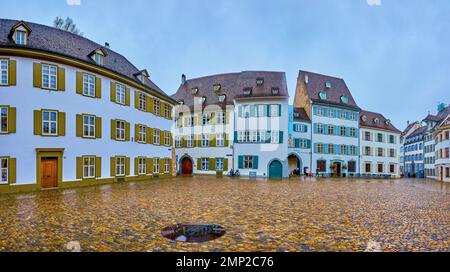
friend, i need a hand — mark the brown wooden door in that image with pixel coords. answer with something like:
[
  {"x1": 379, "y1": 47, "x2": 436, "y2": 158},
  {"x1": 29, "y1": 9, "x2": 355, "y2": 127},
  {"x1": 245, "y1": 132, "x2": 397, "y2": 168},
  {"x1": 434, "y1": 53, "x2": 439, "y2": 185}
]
[
  {"x1": 41, "y1": 158, "x2": 58, "y2": 188},
  {"x1": 181, "y1": 158, "x2": 193, "y2": 176}
]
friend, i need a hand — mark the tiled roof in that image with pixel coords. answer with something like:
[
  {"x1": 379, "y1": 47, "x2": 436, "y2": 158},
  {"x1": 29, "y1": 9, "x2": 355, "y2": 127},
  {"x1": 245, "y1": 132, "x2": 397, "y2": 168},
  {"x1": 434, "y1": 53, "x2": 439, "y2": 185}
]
[
  {"x1": 359, "y1": 109, "x2": 401, "y2": 133},
  {"x1": 401, "y1": 121, "x2": 419, "y2": 137},
  {"x1": 298, "y1": 70, "x2": 360, "y2": 110},
  {"x1": 171, "y1": 71, "x2": 289, "y2": 108},
  {"x1": 0, "y1": 18, "x2": 170, "y2": 99},
  {"x1": 406, "y1": 126, "x2": 428, "y2": 139},
  {"x1": 293, "y1": 107, "x2": 310, "y2": 122}
]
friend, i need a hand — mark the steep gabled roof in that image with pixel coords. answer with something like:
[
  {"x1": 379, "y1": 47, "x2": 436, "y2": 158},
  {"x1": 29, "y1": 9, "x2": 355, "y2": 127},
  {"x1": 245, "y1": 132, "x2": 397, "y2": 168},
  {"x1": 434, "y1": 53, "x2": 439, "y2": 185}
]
[
  {"x1": 0, "y1": 18, "x2": 169, "y2": 98},
  {"x1": 171, "y1": 71, "x2": 288, "y2": 109},
  {"x1": 359, "y1": 109, "x2": 400, "y2": 133},
  {"x1": 401, "y1": 121, "x2": 420, "y2": 137},
  {"x1": 298, "y1": 70, "x2": 360, "y2": 110},
  {"x1": 406, "y1": 126, "x2": 428, "y2": 140}
]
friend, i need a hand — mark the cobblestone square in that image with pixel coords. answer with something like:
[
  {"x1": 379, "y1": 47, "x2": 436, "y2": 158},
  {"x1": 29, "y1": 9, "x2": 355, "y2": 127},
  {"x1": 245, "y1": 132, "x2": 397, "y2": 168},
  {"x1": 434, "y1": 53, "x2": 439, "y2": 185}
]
[{"x1": 0, "y1": 177, "x2": 448, "y2": 252}]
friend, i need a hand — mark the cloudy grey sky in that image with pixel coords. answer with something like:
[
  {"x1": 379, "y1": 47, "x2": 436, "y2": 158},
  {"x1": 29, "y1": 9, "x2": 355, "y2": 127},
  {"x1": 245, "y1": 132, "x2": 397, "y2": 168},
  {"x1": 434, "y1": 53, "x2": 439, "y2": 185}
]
[{"x1": 1, "y1": 0, "x2": 449, "y2": 130}]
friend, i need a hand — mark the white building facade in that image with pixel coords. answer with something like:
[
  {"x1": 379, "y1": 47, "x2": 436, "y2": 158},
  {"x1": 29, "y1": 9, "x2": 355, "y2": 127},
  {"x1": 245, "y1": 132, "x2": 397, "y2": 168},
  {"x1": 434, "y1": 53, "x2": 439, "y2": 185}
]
[
  {"x1": 287, "y1": 106, "x2": 311, "y2": 176},
  {"x1": 434, "y1": 114, "x2": 450, "y2": 182},
  {"x1": 0, "y1": 20, "x2": 175, "y2": 193}
]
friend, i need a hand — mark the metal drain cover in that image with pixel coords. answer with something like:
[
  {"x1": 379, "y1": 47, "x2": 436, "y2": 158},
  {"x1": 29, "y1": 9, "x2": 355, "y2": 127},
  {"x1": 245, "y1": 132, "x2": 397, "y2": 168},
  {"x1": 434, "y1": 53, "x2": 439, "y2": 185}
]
[{"x1": 162, "y1": 223, "x2": 226, "y2": 243}]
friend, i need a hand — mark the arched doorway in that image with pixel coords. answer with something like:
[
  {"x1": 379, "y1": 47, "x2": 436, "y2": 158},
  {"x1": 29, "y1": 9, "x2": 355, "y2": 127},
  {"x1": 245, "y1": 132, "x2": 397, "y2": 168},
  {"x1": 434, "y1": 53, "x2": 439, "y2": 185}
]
[
  {"x1": 269, "y1": 160, "x2": 283, "y2": 179},
  {"x1": 180, "y1": 156, "x2": 193, "y2": 176},
  {"x1": 331, "y1": 161, "x2": 342, "y2": 177},
  {"x1": 288, "y1": 153, "x2": 302, "y2": 176}
]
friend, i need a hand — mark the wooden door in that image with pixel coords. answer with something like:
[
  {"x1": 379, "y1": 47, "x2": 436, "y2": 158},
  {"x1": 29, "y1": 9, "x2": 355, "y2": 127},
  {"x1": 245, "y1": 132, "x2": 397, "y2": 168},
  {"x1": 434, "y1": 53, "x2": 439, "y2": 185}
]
[
  {"x1": 41, "y1": 158, "x2": 58, "y2": 188},
  {"x1": 181, "y1": 158, "x2": 193, "y2": 175}
]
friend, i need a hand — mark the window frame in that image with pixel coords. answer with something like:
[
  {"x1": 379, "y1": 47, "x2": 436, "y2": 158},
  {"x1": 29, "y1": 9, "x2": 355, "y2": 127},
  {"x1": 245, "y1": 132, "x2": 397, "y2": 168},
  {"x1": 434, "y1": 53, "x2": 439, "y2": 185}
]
[
  {"x1": 83, "y1": 156, "x2": 96, "y2": 179},
  {"x1": 187, "y1": 135, "x2": 194, "y2": 148},
  {"x1": 83, "y1": 73, "x2": 96, "y2": 97},
  {"x1": 138, "y1": 157, "x2": 146, "y2": 175},
  {"x1": 138, "y1": 125, "x2": 147, "y2": 143},
  {"x1": 41, "y1": 64, "x2": 58, "y2": 90},
  {"x1": 153, "y1": 158, "x2": 160, "y2": 174},
  {"x1": 153, "y1": 129, "x2": 160, "y2": 145},
  {"x1": 116, "y1": 83, "x2": 126, "y2": 105},
  {"x1": 138, "y1": 92, "x2": 147, "y2": 111},
  {"x1": 153, "y1": 100, "x2": 160, "y2": 115},
  {"x1": 201, "y1": 134, "x2": 210, "y2": 147},
  {"x1": 82, "y1": 114, "x2": 96, "y2": 138},
  {"x1": 42, "y1": 110, "x2": 58, "y2": 136},
  {"x1": 116, "y1": 120, "x2": 126, "y2": 141},
  {"x1": 0, "y1": 157, "x2": 8, "y2": 184},
  {"x1": 115, "y1": 157, "x2": 125, "y2": 177},
  {"x1": 15, "y1": 30, "x2": 27, "y2": 45},
  {"x1": 0, "y1": 59, "x2": 8, "y2": 86},
  {"x1": 201, "y1": 158, "x2": 209, "y2": 171},
  {"x1": 216, "y1": 158, "x2": 224, "y2": 171},
  {"x1": 216, "y1": 134, "x2": 225, "y2": 147},
  {"x1": 243, "y1": 156, "x2": 254, "y2": 169},
  {"x1": 0, "y1": 107, "x2": 8, "y2": 133},
  {"x1": 164, "y1": 158, "x2": 170, "y2": 173}
]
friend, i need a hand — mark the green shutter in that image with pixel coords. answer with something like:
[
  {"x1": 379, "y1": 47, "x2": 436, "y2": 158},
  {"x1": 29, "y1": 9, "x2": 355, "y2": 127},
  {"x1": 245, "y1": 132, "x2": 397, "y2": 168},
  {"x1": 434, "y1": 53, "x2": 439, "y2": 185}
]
[
  {"x1": 135, "y1": 91, "x2": 140, "y2": 109},
  {"x1": 253, "y1": 156, "x2": 259, "y2": 169},
  {"x1": 134, "y1": 124, "x2": 139, "y2": 142},
  {"x1": 147, "y1": 158, "x2": 153, "y2": 174},
  {"x1": 125, "y1": 87, "x2": 130, "y2": 106},
  {"x1": 209, "y1": 158, "x2": 215, "y2": 171},
  {"x1": 95, "y1": 117, "x2": 102, "y2": 138},
  {"x1": 33, "y1": 63, "x2": 42, "y2": 88},
  {"x1": 33, "y1": 110, "x2": 42, "y2": 135},
  {"x1": 9, "y1": 158, "x2": 16, "y2": 184},
  {"x1": 125, "y1": 157, "x2": 130, "y2": 176},
  {"x1": 134, "y1": 157, "x2": 139, "y2": 176},
  {"x1": 110, "y1": 82, "x2": 116, "y2": 102},
  {"x1": 125, "y1": 122, "x2": 130, "y2": 141},
  {"x1": 224, "y1": 158, "x2": 228, "y2": 171},
  {"x1": 238, "y1": 156, "x2": 243, "y2": 169},
  {"x1": 8, "y1": 60, "x2": 16, "y2": 86},
  {"x1": 76, "y1": 157, "x2": 83, "y2": 179},
  {"x1": 95, "y1": 77, "x2": 102, "y2": 98},
  {"x1": 147, "y1": 97, "x2": 154, "y2": 113},
  {"x1": 110, "y1": 157, "x2": 116, "y2": 177},
  {"x1": 197, "y1": 158, "x2": 201, "y2": 170},
  {"x1": 58, "y1": 111, "x2": 66, "y2": 136},
  {"x1": 95, "y1": 157, "x2": 101, "y2": 178},
  {"x1": 8, "y1": 107, "x2": 16, "y2": 133},
  {"x1": 57, "y1": 67, "x2": 65, "y2": 91},
  {"x1": 279, "y1": 131, "x2": 284, "y2": 144},
  {"x1": 76, "y1": 114, "x2": 83, "y2": 137},
  {"x1": 110, "y1": 119, "x2": 116, "y2": 140},
  {"x1": 147, "y1": 127, "x2": 153, "y2": 144},
  {"x1": 76, "y1": 72, "x2": 83, "y2": 94}
]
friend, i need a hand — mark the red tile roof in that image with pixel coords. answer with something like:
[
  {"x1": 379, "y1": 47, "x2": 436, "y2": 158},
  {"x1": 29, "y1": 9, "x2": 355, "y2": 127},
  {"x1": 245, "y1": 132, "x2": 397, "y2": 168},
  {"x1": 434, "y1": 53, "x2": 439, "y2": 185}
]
[{"x1": 359, "y1": 109, "x2": 401, "y2": 133}]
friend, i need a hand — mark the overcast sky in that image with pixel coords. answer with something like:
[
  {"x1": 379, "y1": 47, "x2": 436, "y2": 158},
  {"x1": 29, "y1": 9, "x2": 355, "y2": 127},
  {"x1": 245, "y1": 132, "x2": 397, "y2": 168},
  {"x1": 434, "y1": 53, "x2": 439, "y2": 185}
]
[{"x1": 1, "y1": 0, "x2": 449, "y2": 130}]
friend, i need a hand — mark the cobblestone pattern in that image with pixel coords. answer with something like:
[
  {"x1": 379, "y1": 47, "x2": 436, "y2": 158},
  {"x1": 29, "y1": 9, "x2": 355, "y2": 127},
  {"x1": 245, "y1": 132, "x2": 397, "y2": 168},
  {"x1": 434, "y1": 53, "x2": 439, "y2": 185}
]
[{"x1": 0, "y1": 177, "x2": 448, "y2": 252}]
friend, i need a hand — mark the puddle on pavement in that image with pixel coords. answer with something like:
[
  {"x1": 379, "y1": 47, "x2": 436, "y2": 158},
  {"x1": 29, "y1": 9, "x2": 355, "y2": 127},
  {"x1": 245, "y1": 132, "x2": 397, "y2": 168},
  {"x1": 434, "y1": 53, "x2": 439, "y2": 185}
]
[{"x1": 162, "y1": 223, "x2": 226, "y2": 242}]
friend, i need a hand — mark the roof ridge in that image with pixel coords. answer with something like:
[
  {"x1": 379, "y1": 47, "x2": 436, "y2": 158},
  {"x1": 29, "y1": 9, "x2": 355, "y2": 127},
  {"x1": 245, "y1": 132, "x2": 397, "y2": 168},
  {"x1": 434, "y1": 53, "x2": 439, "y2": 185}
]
[{"x1": 299, "y1": 69, "x2": 344, "y2": 80}]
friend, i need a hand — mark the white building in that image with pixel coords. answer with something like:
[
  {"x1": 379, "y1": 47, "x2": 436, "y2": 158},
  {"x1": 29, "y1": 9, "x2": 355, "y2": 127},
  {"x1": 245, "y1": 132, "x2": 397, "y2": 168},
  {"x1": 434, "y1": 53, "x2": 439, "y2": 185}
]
[
  {"x1": 287, "y1": 106, "x2": 311, "y2": 175},
  {"x1": 294, "y1": 70, "x2": 360, "y2": 177},
  {"x1": 172, "y1": 71, "x2": 290, "y2": 179},
  {"x1": 434, "y1": 113, "x2": 450, "y2": 182},
  {"x1": 359, "y1": 110, "x2": 401, "y2": 177},
  {"x1": 0, "y1": 19, "x2": 175, "y2": 193}
]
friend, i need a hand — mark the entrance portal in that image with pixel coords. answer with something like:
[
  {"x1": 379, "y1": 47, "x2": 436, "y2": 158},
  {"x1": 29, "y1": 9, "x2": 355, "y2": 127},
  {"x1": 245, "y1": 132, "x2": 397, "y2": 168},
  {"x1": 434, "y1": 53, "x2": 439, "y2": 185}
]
[
  {"x1": 269, "y1": 160, "x2": 283, "y2": 179},
  {"x1": 181, "y1": 157, "x2": 193, "y2": 176}
]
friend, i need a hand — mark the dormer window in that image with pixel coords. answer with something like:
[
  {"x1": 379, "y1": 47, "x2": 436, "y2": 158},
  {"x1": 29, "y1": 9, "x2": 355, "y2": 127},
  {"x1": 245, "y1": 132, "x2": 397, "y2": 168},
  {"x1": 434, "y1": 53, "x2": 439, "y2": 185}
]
[
  {"x1": 243, "y1": 88, "x2": 252, "y2": 96},
  {"x1": 340, "y1": 96, "x2": 349, "y2": 104},
  {"x1": 213, "y1": 84, "x2": 221, "y2": 92},
  {"x1": 361, "y1": 115, "x2": 367, "y2": 122},
  {"x1": 293, "y1": 112, "x2": 300, "y2": 118},
  {"x1": 9, "y1": 21, "x2": 32, "y2": 46},
  {"x1": 202, "y1": 96, "x2": 206, "y2": 104},
  {"x1": 14, "y1": 30, "x2": 27, "y2": 45},
  {"x1": 94, "y1": 53, "x2": 103, "y2": 65},
  {"x1": 319, "y1": 91, "x2": 327, "y2": 100},
  {"x1": 386, "y1": 120, "x2": 391, "y2": 126},
  {"x1": 271, "y1": 88, "x2": 279, "y2": 95},
  {"x1": 138, "y1": 75, "x2": 145, "y2": 83},
  {"x1": 134, "y1": 69, "x2": 149, "y2": 84},
  {"x1": 191, "y1": 87, "x2": 199, "y2": 95},
  {"x1": 325, "y1": 81, "x2": 332, "y2": 88},
  {"x1": 218, "y1": 95, "x2": 226, "y2": 102},
  {"x1": 374, "y1": 118, "x2": 379, "y2": 124},
  {"x1": 256, "y1": 78, "x2": 264, "y2": 85},
  {"x1": 178, "y1": 100, "x2": 184, "y2": 105}
]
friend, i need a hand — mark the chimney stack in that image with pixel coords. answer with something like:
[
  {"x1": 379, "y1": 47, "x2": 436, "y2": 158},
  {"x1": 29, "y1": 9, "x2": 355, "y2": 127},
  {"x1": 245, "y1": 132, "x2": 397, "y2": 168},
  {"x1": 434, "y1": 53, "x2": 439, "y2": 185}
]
[
  {"x1": 181, "y1": 74, "x2": 186, "y2": 85},
  {"x1": 105, "y1": 42, "x2": 110, "y2": 48}
]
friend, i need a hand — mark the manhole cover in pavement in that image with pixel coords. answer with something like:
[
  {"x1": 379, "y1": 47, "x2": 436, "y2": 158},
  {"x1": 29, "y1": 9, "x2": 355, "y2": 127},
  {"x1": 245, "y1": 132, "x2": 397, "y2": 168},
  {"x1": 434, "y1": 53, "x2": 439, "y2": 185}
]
[{"x1": 162, "y1": 223, "x2": 226, "y2": 243}]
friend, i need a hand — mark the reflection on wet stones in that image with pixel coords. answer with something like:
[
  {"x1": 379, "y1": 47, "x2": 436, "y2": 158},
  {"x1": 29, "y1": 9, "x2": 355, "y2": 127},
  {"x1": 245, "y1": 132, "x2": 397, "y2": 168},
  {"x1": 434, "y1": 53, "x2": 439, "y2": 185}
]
[{"x1": 162, "y1": 224, "x2": 226, "y2": 242}]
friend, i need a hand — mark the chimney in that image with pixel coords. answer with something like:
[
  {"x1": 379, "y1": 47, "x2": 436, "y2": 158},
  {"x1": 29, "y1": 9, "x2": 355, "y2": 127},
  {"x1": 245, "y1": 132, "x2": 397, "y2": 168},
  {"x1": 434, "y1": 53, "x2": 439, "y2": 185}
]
[
  {"x1": 304, "y1": 74, "x2": 309, "y2": 84},
  {"x1": 105, "y1": 42, "x2": 110, "y2": 49},
  {"x1": 181, "y1": 74, "x2": 186, "y2": 85},
  {"x1": 407, "y1": 120, "x2": 410, "y2": 126}
]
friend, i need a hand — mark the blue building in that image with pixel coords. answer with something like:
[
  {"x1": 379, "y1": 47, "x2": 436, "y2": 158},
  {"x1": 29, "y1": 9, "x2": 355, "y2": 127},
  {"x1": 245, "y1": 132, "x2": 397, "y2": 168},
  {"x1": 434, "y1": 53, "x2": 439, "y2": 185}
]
[{"x1": 403, "y1": 126, "x2": 426, "y2": 177}]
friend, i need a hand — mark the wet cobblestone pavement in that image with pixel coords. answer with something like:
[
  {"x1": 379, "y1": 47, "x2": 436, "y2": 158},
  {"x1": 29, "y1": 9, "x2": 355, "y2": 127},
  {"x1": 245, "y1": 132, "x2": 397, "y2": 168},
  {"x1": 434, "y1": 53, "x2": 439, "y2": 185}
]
[{"x1": 0, "y1": 177, "x2": 449, "y2": 252}]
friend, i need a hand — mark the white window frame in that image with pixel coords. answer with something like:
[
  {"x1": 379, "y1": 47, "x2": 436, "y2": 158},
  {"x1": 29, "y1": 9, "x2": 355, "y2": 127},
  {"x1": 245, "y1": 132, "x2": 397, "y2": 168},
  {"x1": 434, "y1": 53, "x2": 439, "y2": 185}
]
[
  {"x1": 83, "y1": 114, "x2": 96, "y2": 138},
  {"x1": 138, "y1": 157, "x2": 146, "y2": 175},
  {"x1": 216, "y1": 134, "x2": 225, "y2": 147},
  {"x1": 138, "y1": 125, "x2": 147, "y2": 143},
  {"x1": 164, "y1": 158, "x2": 170, "y2": 173},
  {"x1": 270, "y1": 105, "x2": 280, "y2": 117},
  {"x1": 153, "y1": 129, "x2": 160, "y2": 145},
  {"x1": 116, "y1": 120, "x2": 125, "y2": 140},
  {"x1": 83, "y1": 156, "x2": 96, "y2": 179},
  {"x1": 201, "y1": 134, "x2": 210, "y2": 147},
  {"x1": 42, "y1": 110, "x2": 58, "y2": 136},
  {"x1": 175, "y1": 136, "x2": 182, "y2": 148},
  {"x1": 318, "y1": 124, "x2": 324, "y2": 134},
  {"x1": 242, "y1": 105, "x2": 250, "y2": 118},
  {"x1": 42, "y1": 64, "x2": 58, "y2": 90},
  {"x1": 217, "y1": 112, "x2": 225, "y2": 124},
  {"x1": 116, "y1": 83, "x2": 126, "y2": 105},
  {"x1": 0, "y1": 158, "x2": 8, "y2": 184},
  {"x1": 153, "y1": 158, "x2": 160, "y2": 174},
  {"x1": 202, "y1": 113, "x2": 211, "y2": 125},
  {"x1": 116, "y1": 157, "x2": 125, "y2": 177},
  {"x1": 0, "y1": 59, "x2": 8, "y2": 85},
  {"x1": 15, "y1": 30, "x2": 27, "y2": 45},
  {"x1": 243, "y1": 156, "x2": 254, "y2": 169},
  {"x1": 154, "y1": 100, "x2": 160, "y2": 115},
  {"x1": 201, "y1": 158, "x2": 209, "y2": 171},
  {"x1": 164, "y1": 104, "x2": 170, "y2": 118},
  {"x1": 138, "y1": 92, "x2": 146, "y2": 111},
  {"x1": 216, "y1": 158, "x2": 224, "y2": 171},
  {"x1": 350, "y1": 128, "x2": 356, "y2": 137},
  {"x1": 95, "y1": 53, "x2": 104, "y2": 66},
  {"x1": 250, "y1": 131, "x2": 258, "y2": 143},
  {"x1": 187, "y1": 135, "x2": 194, "y2": 147},
  {"x1": 164, "y1": 132, "x2": 170, "y2": 146},
  {"x1": 83, "y1": 73, "x2": 96, "y2": 97},
  {"x1": 0, "y1": 107, "x2": 8, "y2": 133}
]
